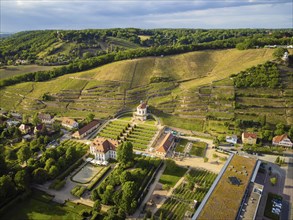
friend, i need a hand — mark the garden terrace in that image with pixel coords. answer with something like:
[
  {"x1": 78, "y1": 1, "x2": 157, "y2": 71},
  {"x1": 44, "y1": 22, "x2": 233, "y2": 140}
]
[
  {"x1": 125, "y1": 124, "x2": 158, "y2": 150},
  {"x1": 97, "y1": 120, "x2": 130, "y2": 139},
  {"x1": 156, "y1": 168, "x2": 217, "y2": 220},
  {"x1": 197, "y1": 155, "x2": 257, "y2": 220}
]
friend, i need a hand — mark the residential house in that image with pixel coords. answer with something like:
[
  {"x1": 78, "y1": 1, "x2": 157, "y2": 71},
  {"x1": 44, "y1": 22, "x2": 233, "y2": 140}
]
[
  {"x1": 6, "y1": 120, "x2": 20, "y2": 127},
  {"x1": 72, "y1": 120, "x2": 100, "y2": 139},
  {"x1": 11, "y1": 113, "x2": 22, "y2": 119},
  {"x1": 22, "y1": 134, "x2": 32, "y2": 141},
  {"x1": 61, "y1": 117, "x2": 79, "y2": 129},
  {"x1": 34, "y1": 124, "x2": 44, "y2": 134},
  {"x1": 133, "y1": 101, "x2": 148, "y2": 121},
  {"x1": 226, "y1": 135, "x2": 238, "y2": 145},
  {"x1": 90, "y1": 137, "x2": 119, "y2": 161},
  {"x1": 155, "y1": 133, "x2": 175, "y2": 157},
  {"x1": 38, "y1": 113, "x2": 55, "y2": 124},
  {"x1": 19, "y1": 124, "x2": 31, "y2": 134},
  {"x1": 242, "y1": 132, "x2": 257, "y2": 145},
  {"x1": 272, "y1": 134, "x2": 293, "y2": 148}
]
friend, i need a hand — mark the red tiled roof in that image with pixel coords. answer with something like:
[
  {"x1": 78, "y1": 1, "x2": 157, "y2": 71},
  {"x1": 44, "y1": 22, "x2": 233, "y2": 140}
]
[
  {"x1": 273, "y1": 134, "x2": 289, "y2": 143},
  {"x1": 138, "y1": 102, "x2": 147, "y2": 109},
  {"x1": 74, "y1": 120, "x2": 100, "y2": 136},
  {"x1": 156, "y1": 133, "x2": 174, "y2": 153},
  {"x1": 92, "y1": 137, "x2": 119, "y2": 153},
  {"x1": 242, "y1": 132, "x2": 257, "y2": 139}
]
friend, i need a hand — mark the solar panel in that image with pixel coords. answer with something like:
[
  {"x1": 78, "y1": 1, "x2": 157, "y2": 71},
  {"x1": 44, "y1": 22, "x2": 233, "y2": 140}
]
[{"x1": 228, "y1": 176, "x2": 241, "y2": 186}]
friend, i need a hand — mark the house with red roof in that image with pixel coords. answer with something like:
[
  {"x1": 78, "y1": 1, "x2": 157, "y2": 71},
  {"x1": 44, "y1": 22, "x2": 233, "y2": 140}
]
[
  {"x1": 272, "y1": 134, "x2": 292, "y2": 148},
  {"x1": 72, "y1": 120, "x2": 100, "y2": 139},
  {"x1": 90, "y1": 137, "x2": 119, "y2": 161},
  {"x1": 61, "y1": 117, "x2": 79, "y2": 130},
  {"x1": 242, "y1": 132, "x2": 257, "y2": 145},
  {"x1": 155, "y1": 133, "x2": 175, "y2": 157}
]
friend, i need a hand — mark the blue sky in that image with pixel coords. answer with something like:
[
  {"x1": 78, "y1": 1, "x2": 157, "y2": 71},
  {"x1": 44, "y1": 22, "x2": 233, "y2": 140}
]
[{"x1": 1, "y1": 0, "x2": 292, "y2": 32}]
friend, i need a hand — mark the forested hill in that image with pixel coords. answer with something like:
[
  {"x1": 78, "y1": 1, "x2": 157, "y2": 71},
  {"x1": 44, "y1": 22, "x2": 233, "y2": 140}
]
[{"x1": 1, "y1": 28, "x2": 292, "y2": 66}]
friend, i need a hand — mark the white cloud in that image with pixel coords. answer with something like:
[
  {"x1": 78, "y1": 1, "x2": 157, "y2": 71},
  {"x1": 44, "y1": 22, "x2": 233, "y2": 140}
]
[{"x1": 1, "y1": 0, "x2": 292, "y2": 32}]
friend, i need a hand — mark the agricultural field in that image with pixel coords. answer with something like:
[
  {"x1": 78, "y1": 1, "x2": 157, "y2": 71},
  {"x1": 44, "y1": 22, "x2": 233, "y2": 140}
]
[
  {"x1": 1, "y1": 189, "x2": 92, "y2": 220},
  {"x1": 155, "y1": 168, "x2": 217, "y2": 219},
  {"x1": 0, "y1": 65, "x2": 58, "y2": 80}
]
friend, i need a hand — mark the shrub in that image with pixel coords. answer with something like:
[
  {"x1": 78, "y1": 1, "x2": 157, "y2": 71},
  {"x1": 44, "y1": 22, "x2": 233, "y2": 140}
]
[
  {"x1": 270, "y1": 177, "x2": 277, "y2": 186},
  {"x1": 49, "y1": 179, "x2": 66, "y2": 190},
  {"x1": 87, "y1": 166, "x2": 111, "y2": 191}
]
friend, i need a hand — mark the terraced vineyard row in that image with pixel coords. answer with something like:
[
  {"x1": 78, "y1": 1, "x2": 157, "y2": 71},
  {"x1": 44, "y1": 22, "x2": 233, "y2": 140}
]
[
  {"x1": 155, "y1": 168, "x2": 217, "y2": 220},
  {"x1": 96, "y1": 120, "x2": 158, "y2": 150}
]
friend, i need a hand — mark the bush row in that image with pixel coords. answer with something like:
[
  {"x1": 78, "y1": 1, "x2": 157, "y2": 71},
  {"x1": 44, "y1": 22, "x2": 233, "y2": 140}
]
[{"x1": 87, "y1": 166, "x2": 111, "y2": 191}]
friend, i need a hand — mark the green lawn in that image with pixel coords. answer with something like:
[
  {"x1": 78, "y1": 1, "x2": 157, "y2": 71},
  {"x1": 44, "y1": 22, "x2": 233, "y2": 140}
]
[
  {"x1": 159, "y1": 160, "x2": 187, "y2": 187},
  {"x1": 190, "y1": 142, "x2": 207, "y2": 157},
  {"x1": 175, "y1": 138, "x2": 189, "y2": 153},
  {"x1": 1, "y1": 191, "x2": 91, "y2": 220}
]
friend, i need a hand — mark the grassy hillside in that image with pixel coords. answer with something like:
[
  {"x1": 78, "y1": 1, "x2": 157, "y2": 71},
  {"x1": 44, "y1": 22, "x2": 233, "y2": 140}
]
[
  {"x1": 0, "y1": 65, "x2": 58, "y2": 80},
  {"x1": 76, "y1": 48, "x2": 275, "y2": 88},
  {"x1": 1, "y1": 48, "x2": 291, "y2": 134}
]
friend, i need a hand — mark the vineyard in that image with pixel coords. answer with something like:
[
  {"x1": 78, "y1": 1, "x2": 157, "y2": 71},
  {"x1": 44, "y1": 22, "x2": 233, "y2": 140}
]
[
  {"x1": 96, "y1": 119, "x2": 158, "y2": 150},
  {"x1": 155, "y1": 168, "x2": 217, "y2": 219}
]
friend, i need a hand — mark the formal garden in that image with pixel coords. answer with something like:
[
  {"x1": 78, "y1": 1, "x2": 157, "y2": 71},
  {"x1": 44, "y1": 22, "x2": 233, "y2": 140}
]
[
  {"x1": 96, "y1": 119, "x2": 159, "y2": 150},
  {"x1": 90, "y1": 142, "x2": 162, "y2": 219},
  {"x1": 175, "y1": 138, "x2": 207, "y2": 157},
  {"x1": 155, "y1": 168, "x2": 217, "y2": 219}
]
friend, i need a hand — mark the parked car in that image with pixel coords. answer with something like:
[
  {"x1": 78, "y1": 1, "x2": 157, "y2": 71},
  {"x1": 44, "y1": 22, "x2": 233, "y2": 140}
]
[
  {"x1": 273, "y1": 203, "x2": 282, "y2": 209},
  {"x1": 272, "y1": 207, "x2": 281, "y2": 213},
  {"x1": 272, "y1": 209, "x2": 280, "y2": 215}
]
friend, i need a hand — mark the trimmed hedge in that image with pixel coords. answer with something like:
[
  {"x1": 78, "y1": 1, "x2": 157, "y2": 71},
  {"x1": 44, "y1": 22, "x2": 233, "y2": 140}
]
[
  {"x1": 71, "y1": 185, "x2": 87, "y2": 197},
  {"x1": 49, "y1": 179, "x2": 66, "y2": 190},
  {"x1": 56, "y1": 158, "x2": 84, "y2": 181}
]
